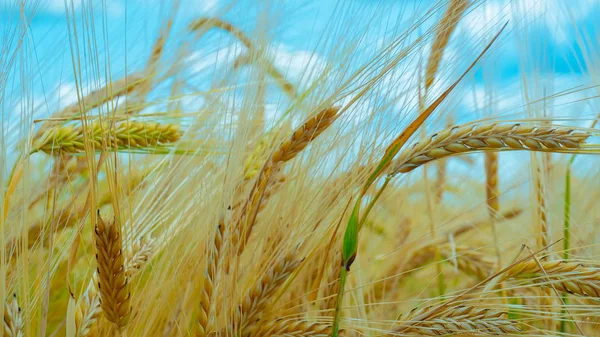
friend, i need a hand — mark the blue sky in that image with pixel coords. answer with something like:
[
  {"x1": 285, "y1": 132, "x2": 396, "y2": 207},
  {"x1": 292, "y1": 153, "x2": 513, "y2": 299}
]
[{"x1": 1, "y1": 0, "x2": 599, "y2": 139}]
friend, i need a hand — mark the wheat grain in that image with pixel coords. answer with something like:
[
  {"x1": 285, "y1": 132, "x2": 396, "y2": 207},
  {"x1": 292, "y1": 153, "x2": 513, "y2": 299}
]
[
  {"x1": 239, "y1": 252, "x2": 302, "y2": 337},
  {"x1": 3, "y1": 294, "x2": 23, "y2": 337},
  {"x1": 392, "y1": 123, "x2": 589, "y2": 174},
  {"x1": 125, "y1": 238, "x2": 155, "y2": 278},
  {"x1": 75, "y1": 280, "x2": 101, "y2": 337},
  {"x1": 198, "y1": 220, "x2": 225, "y2": 337},
  {"x1": 95, "y1": 212, "x2": 131, "y2": 329}
]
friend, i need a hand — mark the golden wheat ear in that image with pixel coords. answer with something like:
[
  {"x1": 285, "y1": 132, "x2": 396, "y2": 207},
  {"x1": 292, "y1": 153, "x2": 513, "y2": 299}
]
[
  {"x1": 95, "y1": 211, "x2": 131, "y2": 330},
  {"x1": 392, "y1": 123, "x2": 590, "y2": 174},
  {"x1": 395, "y1": 304, "x2": 520, "y2": 336}
]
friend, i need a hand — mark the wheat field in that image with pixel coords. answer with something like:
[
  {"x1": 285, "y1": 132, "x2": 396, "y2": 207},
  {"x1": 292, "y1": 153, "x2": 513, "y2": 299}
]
[{"x1": 2, "y1": 0, "x2": 600, "y2": 336}]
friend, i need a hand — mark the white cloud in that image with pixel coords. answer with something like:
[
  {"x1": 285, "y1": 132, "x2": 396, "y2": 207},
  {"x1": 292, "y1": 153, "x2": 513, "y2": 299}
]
[
  {"x1": 459, "y1": 0, "x2": 597, "y2": 45},
  {"x1": 186, "y1": 41, "x2": 245, "y2": 74},
  {"x1": 269, "y1": 44, "x2": 327, "y2": 82}
]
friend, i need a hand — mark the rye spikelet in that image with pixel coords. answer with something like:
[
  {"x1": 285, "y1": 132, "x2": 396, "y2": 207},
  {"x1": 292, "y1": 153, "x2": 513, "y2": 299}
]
[
  {"x1": 95, "y1": 212, "x2": 131, "y2": 329},
  {"x1": 198, "y1": 220, "x2": 225, "y2": 337},
  {"x1": 75, "y1": 280, "x2": 101, "y2": 337},
  {"x1": 392, "y1": 123, "x2": 589, "y2": 174},
  {"x1": 394, "y1": 305, "x2": 520, "y2": 336},
  {"x1": 239, "y1": 252, "x2": 303, "y2": 337},
  {"x1": 501, "y1": 259, "x2": 600, "y2": 297},
  {"x1": 3, "y1": 294, "x2": 23, "y2": 337},
  {"x1": 33, "y1": 121, "x2": 182, "y2": 155}
]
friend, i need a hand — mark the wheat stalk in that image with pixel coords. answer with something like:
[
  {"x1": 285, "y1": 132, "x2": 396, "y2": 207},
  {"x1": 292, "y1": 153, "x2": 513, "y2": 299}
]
[
  {"x1": 438, "y1": 245, "x2": 495, "y2": 280},
  {"x1": 3, "y1": 294, "x2": 23, "y2": 337},
  {"x1": 392, "y1": 123, "x2": 590, "y2": 174},
  {"x1": 239, "y1": 252, "x2": 302, "y2": 337},
  {"x1": 394, "y1": 305, "x2": 520, "y2": 336},
  {"x1": 198, "y1": 220, "x2": 225, "y2": 337},
  {"x1": 33, "y1": 121, "x2": 182, "y2": 155},
  {"x1": 95, "y1": 212, "x2": 131, "y2": 330},
  {"x1": 500, "y1": 259, "x2": 600, "y2": 297},
  {"x1": 36, "y1": 73, "x2": 145, "y2": 136}
]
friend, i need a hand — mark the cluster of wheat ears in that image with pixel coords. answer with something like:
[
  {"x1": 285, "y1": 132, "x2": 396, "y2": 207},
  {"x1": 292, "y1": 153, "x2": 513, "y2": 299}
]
[{"x1": 2, "y1": 0, "x2": 600, "y2": 336}]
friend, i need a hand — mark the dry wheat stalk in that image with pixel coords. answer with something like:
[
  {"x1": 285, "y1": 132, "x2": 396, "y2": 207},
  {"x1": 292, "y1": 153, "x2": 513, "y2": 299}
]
[
  {"x1": 394, "y1": 304, "x2": 520, "y2": 335},
  {"x1": 125, "y1": 238, "x2": 155, "y2": 278},
  {"x1": 233, "y1": 107, "x2": 340, "y2": 256},
  {"x1": 257, "y1": 319, "x2": 339, "y2": 337},
  {"x1": 3, "y1": 294, "x2": 23, "y2": 337},
  {"x1": 484, "y1": 152, "x2": 503, "y2": 267},
  {"x1": 36, "y1": 73, "x2": 145, "y2": 136},
  {"x1": 198, "y1": 220, "x2": 225, "y2": 337},
  {"x1": 500, "y1": 259, "x2": 600, "y2": 297},
  {"x1": 371, "y1": 211, "x2": 518, "y2": 302},
  {"x1": 425, "y1": 0, "x2": 470, "y2": 91},
  {"x1": 438, "y1": 245, "x2": 494, "y2": 280},
  {"x1": 392, "y1": 123, "x2": 589, "y2": 174},
  {"x1": 320, "y1": 247, "x2": 342, "y2": 313},
  {"x1": 75, "y1": 280, "x2": 101, "y2": 337},
  {"x1": 239, "y1": 252, "x2": 302, "y2": 337},
  {"x1": 33, "y1": 121, "x2": 182, "y2": 155},
  {"x1": 95, "y1": 212, "x2": 131, "y2": 329},
  {"x1": 534, "y1": 164, "x2": 550, "y2": 254}
]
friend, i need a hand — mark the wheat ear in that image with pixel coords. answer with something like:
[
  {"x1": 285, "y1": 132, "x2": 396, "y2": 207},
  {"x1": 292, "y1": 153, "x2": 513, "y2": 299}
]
[
  {"x1": 425, "y1": 0, "x2": 470, "y2": 91},
  {"x1": 239, "y1": 252, "x2": 302, "y2": 337},
  {"x1": 75, "y1": 279, "x2": 101, "y2": 337},
  {"x1": 233, "y1": 107, "x2": 339, "y2": 256},
  {"x1": 3, "y1": 294, "x2": 23, "y2": 337},
  {"x1": 95, "y1": 212, "x2": 131, "y2": 329},
  {"x1": 198, "y1": 220, "x2": 225, "y2": 337},
  {"x1": 33, "y1": 121, "x2": 182, "y2": 155},
  {"x1": 394, "y1": 305, "x2": 520, "y2": 336},
  {"x1": 189, "y1": 17, "x2": 253, "y2": 49},
  {"x1": 258, "y1": 319, "x2": 340, "y2": 337},
  {"x1": 125, "y1": 238, "x2": 155, "y2": 278},
  {"x1": 500, "y1": 259, "x2": 600, "y2": 297},
  {"x1": 392, "y1": 123, "x2": 589, "y2": 174}
]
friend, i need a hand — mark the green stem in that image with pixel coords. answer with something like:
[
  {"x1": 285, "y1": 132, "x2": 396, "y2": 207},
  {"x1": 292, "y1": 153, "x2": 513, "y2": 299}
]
[
  {"x1": 331, "y1": 267, "x2": 348, "y2": 337},
  {"x1": 359, "y1": 177, "x2": 391, "y2": 227},
  {"x1": 560, "y1": 159, "x2": 573, "y2": 335}
]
